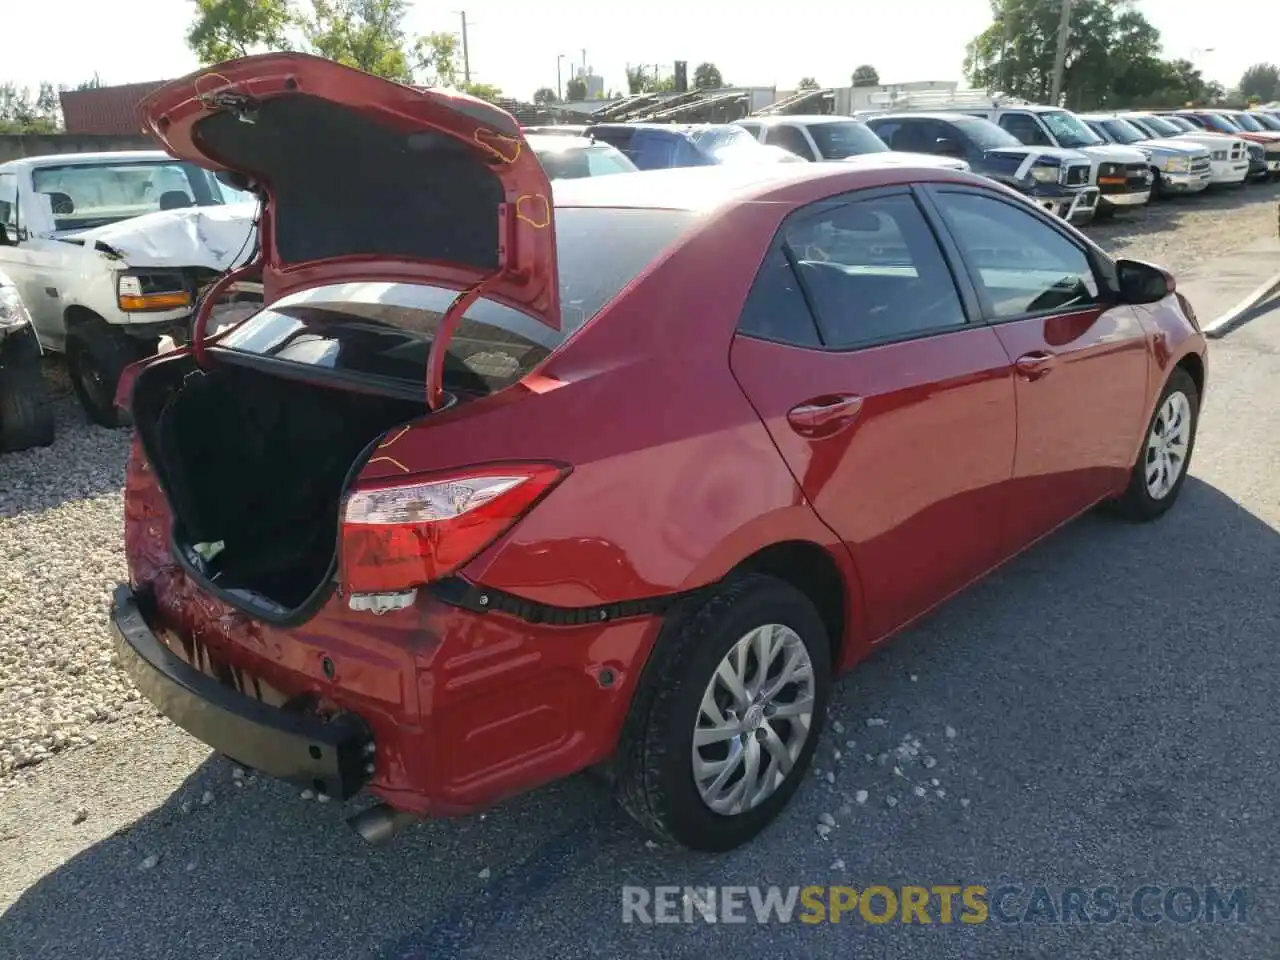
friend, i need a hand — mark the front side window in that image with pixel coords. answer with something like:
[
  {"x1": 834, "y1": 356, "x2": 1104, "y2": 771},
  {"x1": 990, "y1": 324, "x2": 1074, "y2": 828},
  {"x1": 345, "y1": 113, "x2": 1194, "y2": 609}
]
[
  {"x1": 999, "y1": 113, "x2": 1052, "y2": 147},
  {"x1": 1129, "y1": 114, "x2": 1183, "y2": 138},
  {"x1": 29, "y1": 160, "x2": 231, "y2": 231},
  {"x1": 933, "y1": 190, "x2": 1099, "y2": 320},
  {"x1": 1099, "y1": 118, "x2": 1148, "y2": 145},
  {"x1": 782, "y1": 193, "x2": 968, "y2": 348},
  {"x1": 764, "y1": 124, "x2": 814, "y2": 159}
]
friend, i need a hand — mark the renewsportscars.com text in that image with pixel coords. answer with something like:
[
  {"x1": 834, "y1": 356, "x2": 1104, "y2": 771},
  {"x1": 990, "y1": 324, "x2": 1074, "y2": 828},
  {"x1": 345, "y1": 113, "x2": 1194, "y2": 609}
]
[{"x1": 621, "y1": 884, "x2": 1248, "y2": 925}]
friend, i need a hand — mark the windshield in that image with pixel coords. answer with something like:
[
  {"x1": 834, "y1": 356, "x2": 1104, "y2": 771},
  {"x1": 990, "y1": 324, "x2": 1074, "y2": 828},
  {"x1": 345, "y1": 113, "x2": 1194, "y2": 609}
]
[
  {"x1": 1163, "y1": 116, "x2": 1196, "y2": 132},
  {"x1": 1040, "y1": 110, "x2": 1104, "y2": 148},
  {"x1": 805, "y1": 121, "x2": 890, "y2": 158},
  {"x1": 534, "y1": 143, "x2": 638, "y2": 180},
  {"x1": 1129, "y1": 114, "x2": 1182, "y2": 138},
  {"x1": 1227, "y1": 112, "x2": 1265, "y2": 132},
  {"x1": 31, "y1": 160, "x2": 243, "y2": 231},
  {"x1": 213, "y1": 207, "x2": 695, "y2": 394},
  {"x1": 1098, "y1": 118, "x2": 1148, "y2": 145},
  {"x1": 948, "y1": 116, "x2": 1022, "y2": 150},
  {"x1": 1250, "y1": 112, "x2": 1280, "y2": 131}
]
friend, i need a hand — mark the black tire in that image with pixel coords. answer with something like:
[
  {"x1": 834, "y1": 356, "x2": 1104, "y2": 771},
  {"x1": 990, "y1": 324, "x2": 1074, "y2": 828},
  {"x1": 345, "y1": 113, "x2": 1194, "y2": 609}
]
[
  {"x1": 1093, "y1": 202, "x2": 1117, "y2": 221},
  {"x1": 66, "y1": 321, "x2": 155, "y2": 428},
  {"x1": 614, "y1": 574, "x2": 832, "y2": 851},
  {"x1": 1147, "y1": 169, "x2": 1161, "y2": 202},
  {"x1": 1107, "y1": 367, "x2": 1199, "y2": 522},
  {"x1": 0, "y1": 335, "x2": 55, "y2": 452}
]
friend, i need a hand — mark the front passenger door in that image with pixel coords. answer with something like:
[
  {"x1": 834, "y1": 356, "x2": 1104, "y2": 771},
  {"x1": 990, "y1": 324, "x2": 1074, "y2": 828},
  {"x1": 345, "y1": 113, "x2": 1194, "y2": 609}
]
[
  {"x1": 729, "y1": 189, "x2": 1017, "y2": 640},
  {"x1": 924, "y1": 186, "x2": 1151, "y2": 553}
]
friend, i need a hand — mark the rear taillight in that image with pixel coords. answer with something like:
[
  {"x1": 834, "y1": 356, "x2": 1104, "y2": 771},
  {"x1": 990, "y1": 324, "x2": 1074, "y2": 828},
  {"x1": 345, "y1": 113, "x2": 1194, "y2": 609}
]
[{"x1": 339, "y1": 462, "x2": 569, "y2": 594}]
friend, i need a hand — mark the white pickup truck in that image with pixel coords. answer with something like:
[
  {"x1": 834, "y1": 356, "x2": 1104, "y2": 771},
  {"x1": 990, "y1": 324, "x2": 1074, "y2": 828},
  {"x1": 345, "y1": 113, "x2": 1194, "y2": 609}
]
[{"x1": 0, "y1": 151, "x2": 260, "y2": 426}]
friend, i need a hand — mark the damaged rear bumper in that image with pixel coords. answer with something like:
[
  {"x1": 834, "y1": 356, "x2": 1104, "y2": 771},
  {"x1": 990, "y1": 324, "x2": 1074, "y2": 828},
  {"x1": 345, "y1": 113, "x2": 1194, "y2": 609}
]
[{"x1": 110, "y1": 584, "x2": 371, "y2": 799}]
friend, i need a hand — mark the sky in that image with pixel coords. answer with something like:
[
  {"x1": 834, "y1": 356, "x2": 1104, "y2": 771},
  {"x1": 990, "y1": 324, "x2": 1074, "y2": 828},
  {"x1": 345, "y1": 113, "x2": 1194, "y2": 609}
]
[{"x1": 5, "y1": 0, "x2": 1277, "y2": 103}]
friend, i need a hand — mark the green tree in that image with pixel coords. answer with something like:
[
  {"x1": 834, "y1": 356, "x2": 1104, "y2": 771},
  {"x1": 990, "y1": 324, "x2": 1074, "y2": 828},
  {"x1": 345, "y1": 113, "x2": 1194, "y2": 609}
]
[
  {"x1": 412, "y1": 30, "x2": 460, "y2": 86},
  {"x1": 1239, "y1": 63, "x2": 1280, "y2": 102},
  {"x1": 0, "y1": 83, "x2": 61, "y2": 133},
  {"x1": 693, "y1": 62, "x2": 724, "y2": 89},
  {"x1": 797, "y1": 77, "x2": 820, "y2": 90},
  {"x1": 851, "y1": 64, "x2": 880, "y2": 87},
  {"x1": 186, "y1": 0, "x2": 294, "y2": 63},
  {"x1": 625, "y1": 65, "x2": 675, "y2": 95},
  {"x1": 303, "y1": 0, "x2": 411, "y2": 81},
  {"x1": 463, "y1": 82, "x2": 502, "y2": 101},
  {"x1": 533, "y1": 86, "x2": 559, "y2": 105},
  {"x1": 565, "y1": 77, "x2": 587, "y2": 101}
]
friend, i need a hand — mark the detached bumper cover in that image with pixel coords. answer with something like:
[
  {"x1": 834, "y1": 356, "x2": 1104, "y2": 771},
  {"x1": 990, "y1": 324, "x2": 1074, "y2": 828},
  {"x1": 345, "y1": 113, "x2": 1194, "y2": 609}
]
[{"x1": 111, "y1": 584, "x2": 370, "y2": 799}]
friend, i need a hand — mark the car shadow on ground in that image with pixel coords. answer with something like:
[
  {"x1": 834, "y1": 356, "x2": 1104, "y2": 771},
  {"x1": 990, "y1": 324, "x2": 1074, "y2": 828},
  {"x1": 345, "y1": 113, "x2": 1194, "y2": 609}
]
[
  {"x1": 1087, "y1": 179, "x2": 1279, "y2": 253},
  {"x1": 1, "y1": 477, "x2": 1278, "y2": 960},
  {"x1": 0, "y1": 361, "x2": 130, "y2": 517}
]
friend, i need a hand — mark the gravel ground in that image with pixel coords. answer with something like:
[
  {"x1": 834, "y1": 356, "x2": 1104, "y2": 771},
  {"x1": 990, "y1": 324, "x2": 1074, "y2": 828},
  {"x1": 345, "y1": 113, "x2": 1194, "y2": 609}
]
[
  {"x1": 1085, "y1": 179, "x2": 1280, "y2": 275},
  {"x1": 0, "y1": 182, "x2": 1274, "y2": 788}
]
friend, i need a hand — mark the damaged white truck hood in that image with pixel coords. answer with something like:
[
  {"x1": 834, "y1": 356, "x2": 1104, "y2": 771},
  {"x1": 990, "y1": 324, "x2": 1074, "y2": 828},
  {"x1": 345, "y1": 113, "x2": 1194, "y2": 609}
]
[{"x1": 56, "y1": 201, "x2": 259, "y2": 270}]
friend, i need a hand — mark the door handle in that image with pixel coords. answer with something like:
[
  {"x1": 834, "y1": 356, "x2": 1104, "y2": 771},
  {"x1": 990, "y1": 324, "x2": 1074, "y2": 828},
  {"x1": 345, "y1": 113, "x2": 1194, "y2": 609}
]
[
  {"x1": 787, "y1": 394, "x2": 864, "y2": 436},
  {"x1": 1014, "y1": 350, "x2": 1056, "y2": 380}
]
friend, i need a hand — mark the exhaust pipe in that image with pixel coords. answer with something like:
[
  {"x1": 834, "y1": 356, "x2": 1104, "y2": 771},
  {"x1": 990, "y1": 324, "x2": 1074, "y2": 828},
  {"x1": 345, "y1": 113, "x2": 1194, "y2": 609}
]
[{"x1": 347, "y1": 803, "x2": 419, "y2": 845}]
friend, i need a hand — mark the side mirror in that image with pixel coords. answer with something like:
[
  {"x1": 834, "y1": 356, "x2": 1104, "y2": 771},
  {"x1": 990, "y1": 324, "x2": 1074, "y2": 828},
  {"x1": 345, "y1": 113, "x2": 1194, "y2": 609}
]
[
  {"x1": 935, "y1": 137, "x2": 965, "y2": 158},
  {"x1": 0, "y1": 224, "x2": 11, "y2": 246},
  {"x1": 1116, "y1": 258, "x2": 1174, "y2": 304}
]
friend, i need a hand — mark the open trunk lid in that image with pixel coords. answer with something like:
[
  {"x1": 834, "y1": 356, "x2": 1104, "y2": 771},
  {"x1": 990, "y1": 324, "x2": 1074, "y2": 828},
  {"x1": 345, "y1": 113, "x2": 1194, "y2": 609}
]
[{"x1": 137, "y1": 53, "x2": 560, "y2": 407}]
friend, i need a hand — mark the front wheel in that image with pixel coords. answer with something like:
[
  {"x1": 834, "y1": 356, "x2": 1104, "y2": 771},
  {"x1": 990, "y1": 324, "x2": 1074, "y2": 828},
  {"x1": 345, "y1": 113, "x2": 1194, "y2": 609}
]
[
  {"x1": 0, "y1": 332, "x2": 55, "y2": 452},
  {"x1": 66, "y1": 322, "x2": 155, "y2": 428},
  {"x1": 614, "y1": 574, "x2": 832, "y2": 851},
  {"x1": 1107, "y1": 367, "x2": 1200, "y2": 521}
]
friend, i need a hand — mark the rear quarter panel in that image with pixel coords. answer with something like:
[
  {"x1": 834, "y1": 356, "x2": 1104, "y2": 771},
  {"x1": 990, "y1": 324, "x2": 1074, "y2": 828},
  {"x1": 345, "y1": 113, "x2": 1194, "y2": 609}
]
[{"x1": 355, "y1": 199, "x2": 856, "y2": 608}]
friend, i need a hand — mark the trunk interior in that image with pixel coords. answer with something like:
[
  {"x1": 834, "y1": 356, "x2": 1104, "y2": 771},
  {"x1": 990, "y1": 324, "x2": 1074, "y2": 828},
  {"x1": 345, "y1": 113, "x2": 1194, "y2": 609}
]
[{"x1": 132, "y1": 355, "x2": 425, "y2": 615}]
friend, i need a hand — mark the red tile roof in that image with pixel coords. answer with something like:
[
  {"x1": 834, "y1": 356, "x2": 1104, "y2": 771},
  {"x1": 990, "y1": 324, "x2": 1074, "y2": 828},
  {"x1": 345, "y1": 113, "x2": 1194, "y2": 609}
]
[{"x1": 59, "y1": 81, "x2": 167, "y2": 135}]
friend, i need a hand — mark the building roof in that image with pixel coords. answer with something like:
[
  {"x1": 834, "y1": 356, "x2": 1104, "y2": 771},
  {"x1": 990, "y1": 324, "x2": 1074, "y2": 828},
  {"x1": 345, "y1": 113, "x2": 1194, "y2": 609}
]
[{"x1": 59, "y1": 81, "x2": 167, "y2": 135}]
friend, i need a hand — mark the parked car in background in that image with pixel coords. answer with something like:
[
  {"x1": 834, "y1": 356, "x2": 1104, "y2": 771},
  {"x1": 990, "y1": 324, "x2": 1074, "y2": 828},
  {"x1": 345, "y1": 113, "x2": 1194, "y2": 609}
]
[
  {"x1": 1078, "y1": 114, "x2": 1212, "y2": 198},
  {"x1": 1168, "y1": 111, "x2": 1276, "y2": 181},
  {"x1": 115, "y1": 53, "x2": 1208, "y2": 853},
  {"x1": 1213, "y1": 110, "x2": 1280, "y2": 179},
  {"x1": 1121, "y1": 113, "x2": 1250, "y2": 186},
  {"x1": 526, "y1": 134, "x2": 638, "y2": 179},
  {"x1": 522, "y1": 125, "x2": 591, "y2": 137},
  {"x1": 0, "y1": 268, "x2": 54, "y2": 452},
  {"x1": 728, "y1": 115, "x2": 954, "y2": 170},
  {"x1": 0, "y1": 151, "x2": 259, "y2": 426},
  {"x1": 864, "y1": 112, "x2": 1098, "y2": 223},
  {"x1": 588, "y1": 123, "x2": 800, "y2": 169},
  {"x1": 909, "y1": 103, "x2": 1152, "y2": 218}
]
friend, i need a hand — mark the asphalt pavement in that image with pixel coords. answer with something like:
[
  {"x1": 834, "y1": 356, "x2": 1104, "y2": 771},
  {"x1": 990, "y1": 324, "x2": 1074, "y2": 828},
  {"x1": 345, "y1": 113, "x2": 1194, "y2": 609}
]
[{"x1": 2, "y1": 261, "x2": 1280, "y2": 960}]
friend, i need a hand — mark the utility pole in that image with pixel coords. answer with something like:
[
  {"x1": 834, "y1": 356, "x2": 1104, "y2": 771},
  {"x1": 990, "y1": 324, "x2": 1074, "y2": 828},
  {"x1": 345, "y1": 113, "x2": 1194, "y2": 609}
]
[
  {"x1": 999, "y1": 15, "x2": 1011, "y2": 93},
  {"x1": 458, "y1": 11, "x2": 471, "y2": 86},
  {"x1": 1049, "y1": 0, "x2": 1073, "y2": 105}
]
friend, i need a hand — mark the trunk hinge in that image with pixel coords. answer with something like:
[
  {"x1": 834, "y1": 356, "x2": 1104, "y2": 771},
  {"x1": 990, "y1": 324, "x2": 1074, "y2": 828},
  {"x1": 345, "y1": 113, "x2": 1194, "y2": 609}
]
[
  {"x1": 425, "y1": 275, "x2": 500, "y2": 412},
  {"x1": 191, "y1": 258, "x2": 263, "y2": 368}
]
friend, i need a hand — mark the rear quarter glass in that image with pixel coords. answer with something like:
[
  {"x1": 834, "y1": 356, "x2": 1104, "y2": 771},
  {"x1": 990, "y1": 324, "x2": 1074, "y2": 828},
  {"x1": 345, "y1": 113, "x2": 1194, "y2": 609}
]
[{"x1": 212, "y1": 206, "x2": 695, "y2": 392}]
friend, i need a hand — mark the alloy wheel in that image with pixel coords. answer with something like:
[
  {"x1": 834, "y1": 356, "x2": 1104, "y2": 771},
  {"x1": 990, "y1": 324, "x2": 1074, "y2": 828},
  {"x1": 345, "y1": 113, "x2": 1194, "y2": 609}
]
[
  {"x1": 1145, "y1": 390, "x2": 1192, "y2": 500},
  {"x1": 691, "y1": 623, "x2": 816, "y2": 816}
]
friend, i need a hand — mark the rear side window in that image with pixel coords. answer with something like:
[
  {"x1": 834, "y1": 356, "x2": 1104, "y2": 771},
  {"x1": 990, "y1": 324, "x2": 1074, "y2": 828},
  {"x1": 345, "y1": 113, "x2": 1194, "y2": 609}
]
[
  {"x1": 783, "y1": 193, "x2": 968, "y2": 348},
  {"x1": 737, "y1": 246, "x2": 822, "y2": 347},
  {"x1": 215, "y1": 207, "x2": 694, "y2": 394}
]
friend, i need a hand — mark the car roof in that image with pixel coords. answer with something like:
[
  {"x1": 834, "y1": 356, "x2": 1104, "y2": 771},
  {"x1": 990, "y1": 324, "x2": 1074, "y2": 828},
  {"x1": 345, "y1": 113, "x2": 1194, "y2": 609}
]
[
  {"x1": 0, "y1": 150, "x2": 174, "y2": 170},
  {"x1": 550, "y1": 159, "x2": 977, "y2": 211},
  {"x1": 748, "y1": 114, "x2": 860, "y2": 125},
  {"x1": 867, "y1": 112, "x2": 985, "y2": 122}
]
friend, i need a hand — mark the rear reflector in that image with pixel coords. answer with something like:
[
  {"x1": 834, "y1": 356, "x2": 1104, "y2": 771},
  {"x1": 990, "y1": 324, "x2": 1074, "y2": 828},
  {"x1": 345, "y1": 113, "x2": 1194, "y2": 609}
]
[{"x1": 340, "y1": 462, "x2": 569, "y2": 594}]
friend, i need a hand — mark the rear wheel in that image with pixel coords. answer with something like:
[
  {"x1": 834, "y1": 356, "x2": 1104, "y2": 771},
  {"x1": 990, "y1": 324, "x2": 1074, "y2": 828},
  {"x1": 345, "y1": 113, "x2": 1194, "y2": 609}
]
[
  {"x1": 0, "y1": 333, "x2": 55, "y2": 452},
  {"x1": 66, "y1": 321, "x2": 155, "y2": 428},
  {"x1": 614, "y1": 574, "x2": 831, "y2": 851},
  {"x1": 1107, "y1": 367, "x2": 1199, "y2": 521}
]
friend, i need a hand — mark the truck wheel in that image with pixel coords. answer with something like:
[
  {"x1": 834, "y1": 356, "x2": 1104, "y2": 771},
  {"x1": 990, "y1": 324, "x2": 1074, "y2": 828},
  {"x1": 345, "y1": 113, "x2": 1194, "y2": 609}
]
[
  {"x1": 0, "y1": 335, "x2": 55, "y2": 452},
  {"x1": 1147, "y1": 169, "x2": 1162, "y2": 202},
  {"x1": 614, "y1": 574, "x2": 832, "y2": 851},
  {"x1": 1093, "y1": 203, "x2": 1116, "y2": 221},
  {"x1": 66, "y1": 322, "x2": 155, "y2": 428}
]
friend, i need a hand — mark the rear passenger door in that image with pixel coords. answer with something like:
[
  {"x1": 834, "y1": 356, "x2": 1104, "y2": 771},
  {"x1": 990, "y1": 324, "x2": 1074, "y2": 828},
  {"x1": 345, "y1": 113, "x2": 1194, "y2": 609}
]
[
  {"x1": 729, "y1": 188, "x2": 1018, "y2": 641},
  {"x1": 922, "y1": 185, "x2": 1150, "y2": 553}
]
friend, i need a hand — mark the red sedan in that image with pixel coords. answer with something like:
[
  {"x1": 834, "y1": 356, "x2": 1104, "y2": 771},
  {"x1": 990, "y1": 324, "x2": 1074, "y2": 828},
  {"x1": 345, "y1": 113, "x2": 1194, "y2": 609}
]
[{"x1": 112, "y1": 54, "x2": 1207, "y2": 852}]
